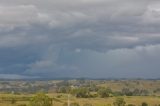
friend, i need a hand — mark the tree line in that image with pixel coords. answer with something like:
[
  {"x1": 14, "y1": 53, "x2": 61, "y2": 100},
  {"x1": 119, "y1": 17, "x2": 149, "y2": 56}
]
[{"x1": 57, "y1": 86, "x2": 149, "y2": 98}]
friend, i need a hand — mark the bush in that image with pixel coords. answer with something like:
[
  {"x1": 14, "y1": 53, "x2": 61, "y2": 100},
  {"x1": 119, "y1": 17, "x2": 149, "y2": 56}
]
[
  {"x1": 98, "y1": 87, "x2": 112, "y2": 98},
  {"x1": 142, "y1": 102, "x2": 148, "y2": 106},
  {"x1": 29, "y1": 92, "x2": 52, "y2": 106},
  {"x1": 113, "y1": 91, "x2": 123, "y2": 96},
  {"x1": 113, "y1": 98, "x2": 126, "y2": 106},
  {"x1": 11, "y1": 98, "x2": 16, "y2": 104},
  {"x1": 57, "y1": 95, "x2": 62, "y2": 98}
]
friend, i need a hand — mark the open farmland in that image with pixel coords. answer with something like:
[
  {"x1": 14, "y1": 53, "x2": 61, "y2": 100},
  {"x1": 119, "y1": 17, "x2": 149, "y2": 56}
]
[
  {"x1": 0, "y1": 93, "x2": 160, "y2": 106},
  {"x1": 0, "y1": 80, "x2": 160, "y2": 106}
]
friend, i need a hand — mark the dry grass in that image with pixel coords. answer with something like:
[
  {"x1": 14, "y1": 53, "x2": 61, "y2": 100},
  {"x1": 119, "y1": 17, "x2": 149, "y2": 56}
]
[
  {"x1": 98, "y1": 80, "x2": 160, "y2": 93},
  {"x1": 0, "y1": 93, "x2": 160, "y2": 106},
  {"x1": 1, "y1": 80, "x2": 160, "y2": 106}
]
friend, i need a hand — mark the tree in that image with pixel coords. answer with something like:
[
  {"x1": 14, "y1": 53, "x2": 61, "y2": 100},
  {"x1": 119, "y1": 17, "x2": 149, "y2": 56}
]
[
  {"x1": 113, "y1": 98, "x2": 126, "y2": 106},
  {"x1": 71, "y1": 88, "x2": 89, "y2": 98},
  {"x1": 132, "y1": 89, "x2": 149, "y2": 96},
  {"x1": 132, "y1": 88, "x2": 140, "y2": 96},
  {"x1": 29, "y1": 92, "x2": 52, "y2": 106},
  {"x1": 140, "y1": 90, "x2": 149, "y2": 96},
  {"x1": 98, "y1": 87, "x2": 112, "y2": 98},
  {"x1": 122, "y1": 88, "x2": 132, "y2": 96}
]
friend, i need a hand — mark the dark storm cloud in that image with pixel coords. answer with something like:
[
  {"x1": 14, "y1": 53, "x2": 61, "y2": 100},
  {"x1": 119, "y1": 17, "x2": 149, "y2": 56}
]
[{"x1": 0, "y1": 0, "x2": 160, "y2": 78}]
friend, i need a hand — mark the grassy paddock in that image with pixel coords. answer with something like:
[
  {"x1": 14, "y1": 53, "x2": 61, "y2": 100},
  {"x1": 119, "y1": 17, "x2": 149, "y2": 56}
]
[{"x1": 0, "y1": 93, "x2": 160, "y2": 106}]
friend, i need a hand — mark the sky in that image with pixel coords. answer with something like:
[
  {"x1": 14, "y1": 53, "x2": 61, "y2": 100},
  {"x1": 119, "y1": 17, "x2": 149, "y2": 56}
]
[{"x1": 0, "y1": 0, "x2": 160, "y2": 79}]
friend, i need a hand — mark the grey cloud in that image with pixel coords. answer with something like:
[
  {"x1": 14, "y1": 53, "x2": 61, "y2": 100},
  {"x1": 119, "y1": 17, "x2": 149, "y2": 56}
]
[
  {"x1": 0, "y1": 5, "x2": 38, "y2": 27},
  {"x1": 0, "y1": 0, "x2": 160, "y2": 78}
]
